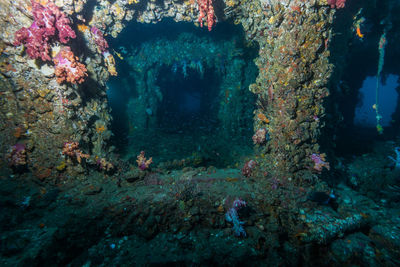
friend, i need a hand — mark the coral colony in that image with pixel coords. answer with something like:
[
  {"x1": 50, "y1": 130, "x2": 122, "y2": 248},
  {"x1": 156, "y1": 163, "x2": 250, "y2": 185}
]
[
  {"x1": 14, "y1": 0, "x2": 76, "y2": 61},
  {"x1": 136, "y1": 151, "x2": 153, "y2": 171},
  {"x1": 96, "y1": 157, "x2": 114, "y2": 172},
  {"x1": 311, "y1": 153, "x2": 330, "y2": 172},
  {"x1": 327, "y1": 0, "x2": 347, "y2": 9},
  {"x1": 62, "y1": 142, "x2": 89, "y2": 164},
  {"x1": 91, "y1": 26, "x2": 117, "y2": 75},
  {"x1": 241, "y1": 159, "x2": 257, "y2": 177},
  {"x1": 225, "y1": 198, "x2": 247, "y2": 237},
  {"x1": 53, "y1": 47, "x2": 87, "y2": 84},
  {"x1": 13, "y1": 0, "x2": 89, "y2": 84},
  {"x1": 197, "y1": 0, "x2": 215, "y2": 31},
  {"x1": 91, "y1": 26, "x2": 109, "y2": 53},
  {"x1": 252, "y1": 128, "x2": 268, "y2": 145},
  {"x1": 7, "y1": 143, "x2": 27, "y2": 168}
]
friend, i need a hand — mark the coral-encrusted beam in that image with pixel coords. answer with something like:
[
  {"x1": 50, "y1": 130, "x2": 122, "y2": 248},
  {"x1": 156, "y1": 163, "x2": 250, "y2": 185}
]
[{"x1": 197, "y1": 0, "x2": 215, "y2": 31}]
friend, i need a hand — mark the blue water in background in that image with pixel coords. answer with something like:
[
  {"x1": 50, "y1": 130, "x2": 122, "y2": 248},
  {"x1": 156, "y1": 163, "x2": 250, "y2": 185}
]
[{"x1": 354, "y1": 74, "x2": 399, "y2": 128}]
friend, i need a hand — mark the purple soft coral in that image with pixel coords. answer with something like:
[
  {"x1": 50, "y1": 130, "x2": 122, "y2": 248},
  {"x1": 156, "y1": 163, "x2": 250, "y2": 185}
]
[{"x1": 225, "y1": 198, "x2": 247, "y2": 237}]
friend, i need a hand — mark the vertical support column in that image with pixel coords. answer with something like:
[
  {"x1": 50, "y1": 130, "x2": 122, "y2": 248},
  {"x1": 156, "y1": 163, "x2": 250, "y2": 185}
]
[{"x1": 244, "y1": 0, "x2": 334, "y2": 179}]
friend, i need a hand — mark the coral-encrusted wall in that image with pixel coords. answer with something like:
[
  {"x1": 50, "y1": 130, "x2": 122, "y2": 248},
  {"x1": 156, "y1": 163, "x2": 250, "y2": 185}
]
[
  {"x1": 1, "y1": 0, "x2": 338, "y2": 180},
  {"x1": 237, "y1": 0, "x2": 335, "y2": 180},
  {"x1": 0, "y1": 0, "x2": 113, "y2": 178}
]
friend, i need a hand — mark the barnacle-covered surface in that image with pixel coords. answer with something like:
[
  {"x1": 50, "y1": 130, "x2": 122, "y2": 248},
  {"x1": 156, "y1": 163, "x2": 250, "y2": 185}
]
[
  {"x1": 236, "y1": 0, "x2": 335, "y2": 180},
  {"x1": 1, "y1": 0, "x2": 400, "y2": 265}
]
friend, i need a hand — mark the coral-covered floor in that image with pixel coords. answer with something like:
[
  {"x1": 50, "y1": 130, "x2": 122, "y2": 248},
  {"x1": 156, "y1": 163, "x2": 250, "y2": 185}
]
[{"x1": 1, "y1": 165, "x2": 399, "y2": 266}]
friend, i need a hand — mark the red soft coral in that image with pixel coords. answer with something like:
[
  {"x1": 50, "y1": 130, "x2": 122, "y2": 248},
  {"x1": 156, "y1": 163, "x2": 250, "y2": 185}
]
[{"x1": 31, "y1": 0, "x2": 55, "y2": 35}]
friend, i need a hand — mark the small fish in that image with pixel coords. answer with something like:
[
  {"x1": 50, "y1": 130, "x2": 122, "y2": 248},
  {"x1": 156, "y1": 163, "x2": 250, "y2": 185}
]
[
  {"x1": 356, "y1": 26, "x2": 364, "y2": 38},
  {"x1": 113, "y1": 49, "x2": 124, "y2": 60},
  {"x1": 307, "y1": 190, "x2": 336, "y2": 205}
]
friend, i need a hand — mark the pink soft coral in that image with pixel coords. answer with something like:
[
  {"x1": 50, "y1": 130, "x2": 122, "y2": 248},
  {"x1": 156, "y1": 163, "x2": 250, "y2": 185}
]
[
  {"x1": 252, "y1": 128, "x2": 267, "y2": 144},
  {"x1": 327, "y1": 0, "x2": 346, "y2": 9},
  {"x1": 311, "y1": 153, "x2": 330, "y2": 172},
  {"x1": 136, "y1": 151, "x2": 153, "y2": 171},
  {"x1": 90, "y1": 26, "x2": 109, "y2": 53},
  {"x1": 14, "y1": 0, "x2": 76, "y2": 61},
  {"x1": 7, "y1": 143, "x2": 27, "y2": 167},
  {"x1": 53, "y1": 47, "x2": 87, "y2": 84},
  {"x1": 242, "y1": 159, "x2": 257, "y2": 177},
  {"x1": 197, "y1": 0, "x2": 215, "y2": 31},
  {"x1": 14, "y1": 21, "x2": 51, "y2": 61}
]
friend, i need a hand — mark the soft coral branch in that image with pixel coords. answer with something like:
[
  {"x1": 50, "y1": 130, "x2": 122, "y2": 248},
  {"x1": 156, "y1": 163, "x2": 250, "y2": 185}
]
[
  {"x1": 13, "y1": 0, "x2": 76, "y2": 61},
  {"x1": 197, "y1": 0, "x2": 215, "y2": 31},
  {"x1": 14, "y1": 21, "x2": 51, "y2": 61}
]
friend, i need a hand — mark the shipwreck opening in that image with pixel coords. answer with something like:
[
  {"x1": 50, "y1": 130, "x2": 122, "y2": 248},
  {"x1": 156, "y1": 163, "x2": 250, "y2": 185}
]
[
  {"x1": 156, "y1": 65, "x2": 220, "y2": 132},
  {"x1": 327, "y1": 0, "x2": 400, "y2": 158},
  {"x1": 107, "y1": 20, "x2": 258, "y2": 168}
]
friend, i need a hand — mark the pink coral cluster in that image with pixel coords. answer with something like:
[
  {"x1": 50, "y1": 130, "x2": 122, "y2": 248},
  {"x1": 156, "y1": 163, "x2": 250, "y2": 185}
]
[
  {"x1": 90, "y1": 26, "x2": 109, "y2": 53},
  {"x1": 197, "y1": 0, "x2": 215, "y2": 31},
  {"x1": 136, "y1": 151, "x2": 153, "y2": 171},
  {"x1": 252, "y1": 128, "x2": 268, "y2": 144},
  {"x1": 62, "y1": 142, "x2": 89, "y2": 163},
  {"x1": 14, "y1": 0, "x2": 76, "y2": 61},
  {"x1": 96, "y1": 157, "x2": 114, "y2": 172},
  {"x1": 311, "y1": 153, "x2": 330, "y2": 172},
  {"x1": 53, "y1": 47, "x2": 87, "y2": 84},
  {"x1": 90, "y1": 26, "x2": 118, "y2": 76},
  {"x1": 327, "y1": 0, "x2": 346, "y2": 9},
  {"x1": 242, "y1": 159, "x2": 257, "y2": 177},
  {"x1": 7, "y1": 143, "x2": 27, "y2": 168}
]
